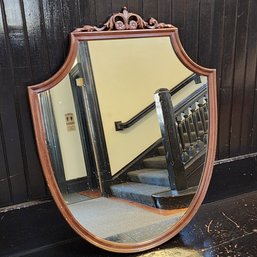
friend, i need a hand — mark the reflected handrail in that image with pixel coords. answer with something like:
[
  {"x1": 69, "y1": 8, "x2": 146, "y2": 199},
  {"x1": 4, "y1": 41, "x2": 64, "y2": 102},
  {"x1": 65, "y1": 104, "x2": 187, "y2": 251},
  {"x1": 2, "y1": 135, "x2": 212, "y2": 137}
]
[{"x1": 114, "y1": 73, "x2": 200, "y2": 131}]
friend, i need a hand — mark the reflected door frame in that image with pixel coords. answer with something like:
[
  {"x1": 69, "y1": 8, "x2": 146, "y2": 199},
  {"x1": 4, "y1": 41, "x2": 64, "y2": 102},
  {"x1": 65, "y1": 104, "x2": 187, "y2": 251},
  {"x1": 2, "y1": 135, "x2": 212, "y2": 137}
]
[
  {"x1": 39, "y1": 91, "x2": 67, "y2": 193},
  {"x1": 40, "y1": 81, "x2": 98, "y2": 194},
  {"x1": 69, "y1": 63, "x2": 99, "y2": 190},
  {"x1": 76, "y1": 42, "x2": 113, "y2": 196}
]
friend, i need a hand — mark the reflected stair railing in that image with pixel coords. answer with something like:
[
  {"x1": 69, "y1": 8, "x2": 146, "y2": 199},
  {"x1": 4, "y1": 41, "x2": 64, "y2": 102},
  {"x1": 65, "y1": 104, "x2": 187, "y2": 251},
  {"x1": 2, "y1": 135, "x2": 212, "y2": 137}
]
[
  {"x1": 154, "y1": 84, "x2": 208, "y2": 194},
  {"x1": 110, "y1": 78, "x2": 208, "y2": 209},
  {"x1": 114, "y1": 73, "x2": 201, "y2": 131}
]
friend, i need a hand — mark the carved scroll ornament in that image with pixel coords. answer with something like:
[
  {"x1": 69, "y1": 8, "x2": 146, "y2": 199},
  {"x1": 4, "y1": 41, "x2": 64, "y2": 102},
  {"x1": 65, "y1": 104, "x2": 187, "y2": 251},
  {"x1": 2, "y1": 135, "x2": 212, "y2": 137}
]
[{"x1": 75, "y1": 7, "x2": 174, "y2": 32}]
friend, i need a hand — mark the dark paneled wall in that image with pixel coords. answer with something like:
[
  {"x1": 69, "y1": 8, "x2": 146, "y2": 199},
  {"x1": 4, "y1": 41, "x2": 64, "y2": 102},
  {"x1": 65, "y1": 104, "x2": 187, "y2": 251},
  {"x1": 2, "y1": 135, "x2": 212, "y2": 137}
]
[{"x1": 0, "y1": 0, "x2": 257, "y2": 207}]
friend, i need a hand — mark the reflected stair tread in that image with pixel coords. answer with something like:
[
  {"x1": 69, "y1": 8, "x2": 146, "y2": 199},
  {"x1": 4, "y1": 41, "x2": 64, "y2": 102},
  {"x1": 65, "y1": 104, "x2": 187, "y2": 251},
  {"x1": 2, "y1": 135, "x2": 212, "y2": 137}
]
[
  {"x1": 110, "y1": 182, "x2": 170, "y2": 207},
  {"x1": 127, "y1": 169, "x2": 169, "y2": 187},
  {"x1": 157, "y1": 146, "x2": 165, "y2": 156},
  {"x1": 143, "y1": 156, "x2": 167, "y2": 169}
]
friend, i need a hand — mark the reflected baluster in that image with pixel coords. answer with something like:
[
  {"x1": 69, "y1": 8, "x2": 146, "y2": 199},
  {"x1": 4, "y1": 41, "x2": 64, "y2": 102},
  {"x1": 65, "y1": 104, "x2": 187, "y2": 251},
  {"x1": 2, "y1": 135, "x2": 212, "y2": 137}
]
[
  {"x1": 176, "y1": 114, "x2": 190, "y2": 163},
  {"x1": 183, "y1": 108, "x2": 196, "y2": 158},
  {"x1": 191, "y1": 103, "x2": 204, "y2": 152},
  {"x1": 203, "y1": 96, "x2": 209, "y2": 127},
  {"x1": 198, "y1": 97, "x2": 208, "y2": 144},
  {"x1": 154, "y1": 88, "x2": 188, "y2": 191}
]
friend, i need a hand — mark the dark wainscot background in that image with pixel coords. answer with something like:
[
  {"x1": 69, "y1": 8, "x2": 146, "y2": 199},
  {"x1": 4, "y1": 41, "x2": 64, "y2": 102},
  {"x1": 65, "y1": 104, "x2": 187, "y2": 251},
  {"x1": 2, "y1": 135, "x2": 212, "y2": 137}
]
[{"x1": 0, "y1": 0, "x2": 257, "y2": 255}]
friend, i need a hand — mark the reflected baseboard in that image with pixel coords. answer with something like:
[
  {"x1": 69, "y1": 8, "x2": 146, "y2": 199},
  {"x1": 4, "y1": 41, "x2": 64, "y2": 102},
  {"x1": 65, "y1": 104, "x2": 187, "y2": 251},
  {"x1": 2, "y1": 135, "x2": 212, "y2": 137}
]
[
  {"x1": 65, "y1": 176, "x2": 89, "y2": 194},
  {"x1": 204, "y1": 155, "x2": 257, "y2": 203},
  {"x1": 80, "y1": 189, "x2": 101, "y2": 199}
]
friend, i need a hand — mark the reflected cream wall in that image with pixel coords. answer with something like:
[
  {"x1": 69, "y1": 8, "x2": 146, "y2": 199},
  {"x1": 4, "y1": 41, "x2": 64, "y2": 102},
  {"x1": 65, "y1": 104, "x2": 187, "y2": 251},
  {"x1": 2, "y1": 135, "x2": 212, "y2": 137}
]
[
  {"x1": 50, "y1": 73, "x2": 87, "y2": 180},
  {"x1": 88, "y1": 37, "x2": 193, "y2": 175}
]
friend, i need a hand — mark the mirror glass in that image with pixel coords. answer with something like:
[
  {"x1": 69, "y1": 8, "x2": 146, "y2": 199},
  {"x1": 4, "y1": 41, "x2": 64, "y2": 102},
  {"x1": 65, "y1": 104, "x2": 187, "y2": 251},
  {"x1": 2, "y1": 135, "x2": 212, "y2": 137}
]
[{"x1": 38, "y1": 36, "x2": 208, "y2": 243}]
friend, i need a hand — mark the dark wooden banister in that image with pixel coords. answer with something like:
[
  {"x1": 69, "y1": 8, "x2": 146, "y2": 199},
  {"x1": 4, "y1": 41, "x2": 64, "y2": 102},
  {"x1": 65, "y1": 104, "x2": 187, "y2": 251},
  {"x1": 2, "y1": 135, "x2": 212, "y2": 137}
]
[
  {"x1": 154, "y1": 84, "x2": 208, "y2": 191},
  {"x1": 114, "y1": 73, "x2": 201, "y2": 131}
]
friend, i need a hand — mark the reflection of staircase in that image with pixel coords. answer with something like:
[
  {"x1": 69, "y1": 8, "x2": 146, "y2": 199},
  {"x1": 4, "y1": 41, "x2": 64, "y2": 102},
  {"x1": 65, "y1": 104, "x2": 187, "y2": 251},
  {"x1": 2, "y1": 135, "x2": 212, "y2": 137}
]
[
  {"x1": 110, "y1": 141, "x2": 205, "y2": 209},
  {"x1": 110, "y1": 147, "x2": 170, "y2": 208},
  {"x1": 111, "y1": 97, "x2": 208, "y2": 209},
  {"x1": 111, "y1": 81, "x2": 208, "y2": 209}
]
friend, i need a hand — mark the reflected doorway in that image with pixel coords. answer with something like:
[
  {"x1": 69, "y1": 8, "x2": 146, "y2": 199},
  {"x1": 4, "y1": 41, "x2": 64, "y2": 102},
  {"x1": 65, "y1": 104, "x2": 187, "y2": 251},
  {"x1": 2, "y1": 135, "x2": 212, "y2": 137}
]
[{"x1": 69, "y1": 64, "x2": 99, "y2": 191}]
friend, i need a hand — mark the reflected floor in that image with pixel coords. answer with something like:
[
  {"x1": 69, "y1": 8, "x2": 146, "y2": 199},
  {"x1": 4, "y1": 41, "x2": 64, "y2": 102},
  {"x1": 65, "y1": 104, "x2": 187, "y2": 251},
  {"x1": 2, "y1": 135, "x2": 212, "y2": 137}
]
[
  {"x1": 63, "y1": 193, "x2": 91, "y2": 204},
  {"x1": 67, "y1": 196, "x2": 185, "y2": 243}
]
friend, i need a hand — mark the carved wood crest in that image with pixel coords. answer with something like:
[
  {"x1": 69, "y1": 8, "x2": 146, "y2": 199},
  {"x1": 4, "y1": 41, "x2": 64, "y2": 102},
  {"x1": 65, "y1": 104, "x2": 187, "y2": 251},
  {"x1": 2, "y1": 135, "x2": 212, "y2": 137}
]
[{"x1": 75, "y1": 7, "x2": 174, "y2": 32}]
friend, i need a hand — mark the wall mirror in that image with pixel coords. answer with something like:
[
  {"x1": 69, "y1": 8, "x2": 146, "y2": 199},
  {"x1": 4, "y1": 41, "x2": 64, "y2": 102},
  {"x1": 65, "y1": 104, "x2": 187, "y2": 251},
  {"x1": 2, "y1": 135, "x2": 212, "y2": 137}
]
[{"x1": 28, "y1": 8, "x2": 217, "y2": 253}]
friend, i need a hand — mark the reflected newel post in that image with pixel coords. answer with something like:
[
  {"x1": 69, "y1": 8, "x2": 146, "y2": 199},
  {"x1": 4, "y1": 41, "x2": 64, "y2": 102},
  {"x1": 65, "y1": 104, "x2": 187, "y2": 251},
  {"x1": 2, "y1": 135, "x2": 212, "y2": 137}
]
[
  {"x1": 153, "y1": 88, "x2": 198, "y2": 209},
  {"x1": 154, "y1": 88, "x2": 188, "y2": 191}
]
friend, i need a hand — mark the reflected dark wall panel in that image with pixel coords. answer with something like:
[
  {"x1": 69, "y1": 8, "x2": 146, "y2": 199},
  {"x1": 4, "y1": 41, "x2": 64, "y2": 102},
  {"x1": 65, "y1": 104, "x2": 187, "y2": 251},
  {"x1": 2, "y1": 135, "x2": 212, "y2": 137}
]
[{"x1": 0, "y1": 0, "x2": 256, "y2": 207}]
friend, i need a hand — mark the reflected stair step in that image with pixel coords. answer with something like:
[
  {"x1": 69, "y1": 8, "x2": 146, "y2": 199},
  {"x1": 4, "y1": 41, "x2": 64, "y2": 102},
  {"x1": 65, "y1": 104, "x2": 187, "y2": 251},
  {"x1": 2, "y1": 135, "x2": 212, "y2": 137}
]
[
  {"x1": 110, "y1": 182, "x2": 170, "y2": 207},
  {"x1": 143, "y1": 156, "x2": 167, "y2": 169},
  {"x1": 127, "y1": 169, "x2": 169, "y2": 187},
  {"x1": 157, "y1": 146, "x2": 165, "y2": 156}
]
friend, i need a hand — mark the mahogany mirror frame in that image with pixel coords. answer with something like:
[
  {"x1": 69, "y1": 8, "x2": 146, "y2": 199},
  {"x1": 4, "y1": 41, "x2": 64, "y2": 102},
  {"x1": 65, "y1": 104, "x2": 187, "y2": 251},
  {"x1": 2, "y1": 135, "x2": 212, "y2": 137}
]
[{"x1": 28, "y1": 8, "x2": 217, "y2": 253}]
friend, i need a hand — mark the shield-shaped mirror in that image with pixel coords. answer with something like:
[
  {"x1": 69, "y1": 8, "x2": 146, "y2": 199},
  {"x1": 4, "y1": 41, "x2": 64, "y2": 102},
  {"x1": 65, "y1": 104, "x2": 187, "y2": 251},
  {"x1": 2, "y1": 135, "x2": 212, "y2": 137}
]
[{"x1": 28, "y1": 7, "x2": 217, "y2": 253}]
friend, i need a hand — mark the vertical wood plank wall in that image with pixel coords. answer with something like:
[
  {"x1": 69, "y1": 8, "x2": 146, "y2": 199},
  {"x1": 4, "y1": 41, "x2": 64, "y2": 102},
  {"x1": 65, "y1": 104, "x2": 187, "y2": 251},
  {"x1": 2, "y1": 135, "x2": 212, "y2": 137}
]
[{"x1": 0, "y1": 0, "x2": 256, "y2": 207}]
